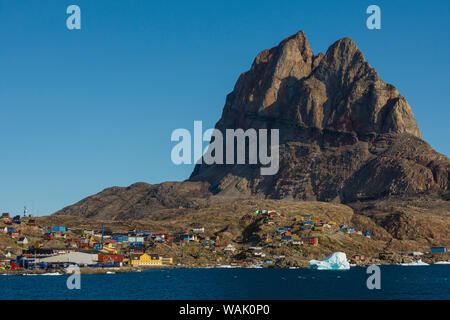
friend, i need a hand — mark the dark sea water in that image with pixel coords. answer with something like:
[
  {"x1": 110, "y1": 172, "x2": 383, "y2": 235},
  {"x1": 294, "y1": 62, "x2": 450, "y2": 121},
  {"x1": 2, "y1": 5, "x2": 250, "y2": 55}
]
[{"x1": 1, "y1": 265, "x2": 449, "y2": 300}]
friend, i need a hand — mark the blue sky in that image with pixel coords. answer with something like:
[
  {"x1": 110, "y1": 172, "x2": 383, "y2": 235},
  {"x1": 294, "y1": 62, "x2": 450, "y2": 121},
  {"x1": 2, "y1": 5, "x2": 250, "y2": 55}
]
[{"x1": 0, "y1": 0, "x2": 449, "y2": 216}]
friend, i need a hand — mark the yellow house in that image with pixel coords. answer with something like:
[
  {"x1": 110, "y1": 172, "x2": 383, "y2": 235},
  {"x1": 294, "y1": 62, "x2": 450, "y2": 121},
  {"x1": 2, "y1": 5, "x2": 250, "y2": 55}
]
[
  {"x1": 100, "y1": 245, "x2": 118, "y2": 254},
  {"x1": 131, "y1": 254, "x2": 162, "y2": 266},
  {"x1": 33, "y1": 241, "x2": 43, "y2": 248},
  {"x1": 161, "y1": 257, "x2": 173, "y2": 264}
]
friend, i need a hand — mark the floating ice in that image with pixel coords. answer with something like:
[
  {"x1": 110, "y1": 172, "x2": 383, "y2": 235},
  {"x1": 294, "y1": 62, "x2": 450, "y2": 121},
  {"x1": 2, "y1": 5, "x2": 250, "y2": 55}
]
[
  {"x1": 309, "y1": 252, "x2": 350, "y2": 270},
  {"x1": 41, "y1": 273, "x2": 62, "y2": 276},
  {"x1": 399, "y1": 259, "x2": 429, "y2": 266}
]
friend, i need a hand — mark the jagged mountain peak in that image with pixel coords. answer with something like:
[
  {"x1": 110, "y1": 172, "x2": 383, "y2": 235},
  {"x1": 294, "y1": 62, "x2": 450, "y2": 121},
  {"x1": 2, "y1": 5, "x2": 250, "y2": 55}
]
[{"x1": 219, "y1": 30, "x2": 421, "y2": 139}]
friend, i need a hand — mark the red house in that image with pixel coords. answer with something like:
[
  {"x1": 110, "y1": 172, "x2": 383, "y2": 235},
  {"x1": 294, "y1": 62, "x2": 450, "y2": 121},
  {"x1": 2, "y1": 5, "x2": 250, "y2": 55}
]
[
  {"x1": 98, "y1": 254, "x2": 123, "y2": 263},
  {"x1": 43, "y1": 234, "x2": 54, "y2": 240},
  {"x1": 303, "y1": 237, "x2": 319, "y2": 246}
]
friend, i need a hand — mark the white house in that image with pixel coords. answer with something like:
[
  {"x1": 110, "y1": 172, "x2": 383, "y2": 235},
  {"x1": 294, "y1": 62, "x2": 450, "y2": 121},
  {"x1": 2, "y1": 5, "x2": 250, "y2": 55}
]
[
  {"x1": 225, "y1": 244, "x2": 236, "y2": 253},
  {"x1": 17, "y1": 237, "x2": 28, "y2": 245},
  {"x1": 84, "y1": 230, "x2": 94, "y2": 236},
  {"x1": 192, "y1": 227, "x2": 205, "y2": 234}
]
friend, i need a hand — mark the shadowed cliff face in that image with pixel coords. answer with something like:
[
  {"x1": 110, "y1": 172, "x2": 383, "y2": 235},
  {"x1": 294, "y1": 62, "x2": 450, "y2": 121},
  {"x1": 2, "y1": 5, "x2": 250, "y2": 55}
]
[{"x1": 189, "y1": 30, "x2": 448, "y2": 202}]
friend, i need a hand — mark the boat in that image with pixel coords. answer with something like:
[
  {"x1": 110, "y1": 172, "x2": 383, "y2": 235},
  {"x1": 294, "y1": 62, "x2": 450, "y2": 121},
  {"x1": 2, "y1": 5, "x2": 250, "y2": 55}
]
[{"x1": 434, "y1": 261, "x2": 450, "y2": 265}]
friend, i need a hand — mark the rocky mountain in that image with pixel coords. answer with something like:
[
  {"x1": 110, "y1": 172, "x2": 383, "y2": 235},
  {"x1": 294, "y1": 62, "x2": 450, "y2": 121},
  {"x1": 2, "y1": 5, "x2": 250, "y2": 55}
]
[
  {"x1": 54, "y1": 30, "x2": 449, "y2": 222},
  {"x1": 189, "y1": 30, "x2": 449, "y2": 202}
]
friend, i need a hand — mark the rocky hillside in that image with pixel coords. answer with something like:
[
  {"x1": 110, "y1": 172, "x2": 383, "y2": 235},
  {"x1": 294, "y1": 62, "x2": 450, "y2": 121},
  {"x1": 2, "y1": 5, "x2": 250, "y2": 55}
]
[
  {"x1": 190, "y1": 30, "x2": 449, "y2": 202},
  {"x1": 47, "y1": 197, "x2": 449, "y2": 257},
  {"x1": 54, "y1": 181, "x2": 212, "y2": 220}
]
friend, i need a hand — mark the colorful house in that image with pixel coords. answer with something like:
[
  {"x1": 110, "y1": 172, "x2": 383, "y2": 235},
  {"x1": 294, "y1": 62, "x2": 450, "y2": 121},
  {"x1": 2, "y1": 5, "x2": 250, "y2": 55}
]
[
  {"x1": 351, "y1": 254, "x2": 365, "y2": 262},
  {"x1": 49, "y1": 226, "x2": 66, "y2": 232},
  {"x1": 98, "y1": 254, "x2": 123, "y2": 264},
  {"x1": 112, "y1": 235, "x2": 128, "y2": 242},
  {"x1": 128, "y1": 236, "x2": 144, "y2": 243},
  {"x1": 430, "y1": 247, "x2": 447, "y2": 253},
  {"x1": 12, "y1": 216, "x2": 21, "y2": 224},
  {"x1": 130, "y1": 254, "x2": 162, "y2": 266},
  {"x1": 17, "y1": 237, "x2": 28, "y2": 245},
  {"x1": 303, "y1": 237, "x2": 319, "y2": 246}
]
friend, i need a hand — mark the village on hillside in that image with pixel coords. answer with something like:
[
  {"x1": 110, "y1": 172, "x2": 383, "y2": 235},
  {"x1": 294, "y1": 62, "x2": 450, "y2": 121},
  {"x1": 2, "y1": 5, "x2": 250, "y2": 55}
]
[{"x1": 0, "y1": 207, "x2": 448, "y2": 273}]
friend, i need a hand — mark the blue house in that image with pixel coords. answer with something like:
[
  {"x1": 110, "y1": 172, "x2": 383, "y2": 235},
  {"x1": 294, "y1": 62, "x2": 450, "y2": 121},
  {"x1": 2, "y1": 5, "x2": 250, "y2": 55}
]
[
  {"x1": 430, "y1": 247, "x2": 447, "y2": 253},
  {"x1": 12, "y1": 216, "x2": 21, "y2": 224},
  {"x1": 130, "y1": 242, "x2": 144, "y2": 248},
  {"x1": 112, "y1": 235, "x2": 128, "y2": 242}
]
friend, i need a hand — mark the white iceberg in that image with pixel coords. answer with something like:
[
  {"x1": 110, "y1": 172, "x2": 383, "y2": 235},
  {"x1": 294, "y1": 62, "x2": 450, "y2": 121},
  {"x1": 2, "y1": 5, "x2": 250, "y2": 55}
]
[
  {"x1": 42, "y1": 272, "x2": 61, "y2": 276},
  {"x1": 399, "y1": 259, "x2": 429, "y2": 266},
  {"x1": 309, "y1": 252, "x2": 350, "y2": 270},
  {"x1": 434, "y1": 261, "x2": 450, "y2": 265}
]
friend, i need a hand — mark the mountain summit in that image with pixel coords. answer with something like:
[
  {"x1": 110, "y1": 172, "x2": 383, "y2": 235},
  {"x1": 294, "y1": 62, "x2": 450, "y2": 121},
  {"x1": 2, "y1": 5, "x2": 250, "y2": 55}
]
[
  {"x1": 189, "y1": 30, "x2": 447, "y2": 202},
  {"x1": 211, "y1": 31, "x2": 421, "y2": 138}
]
